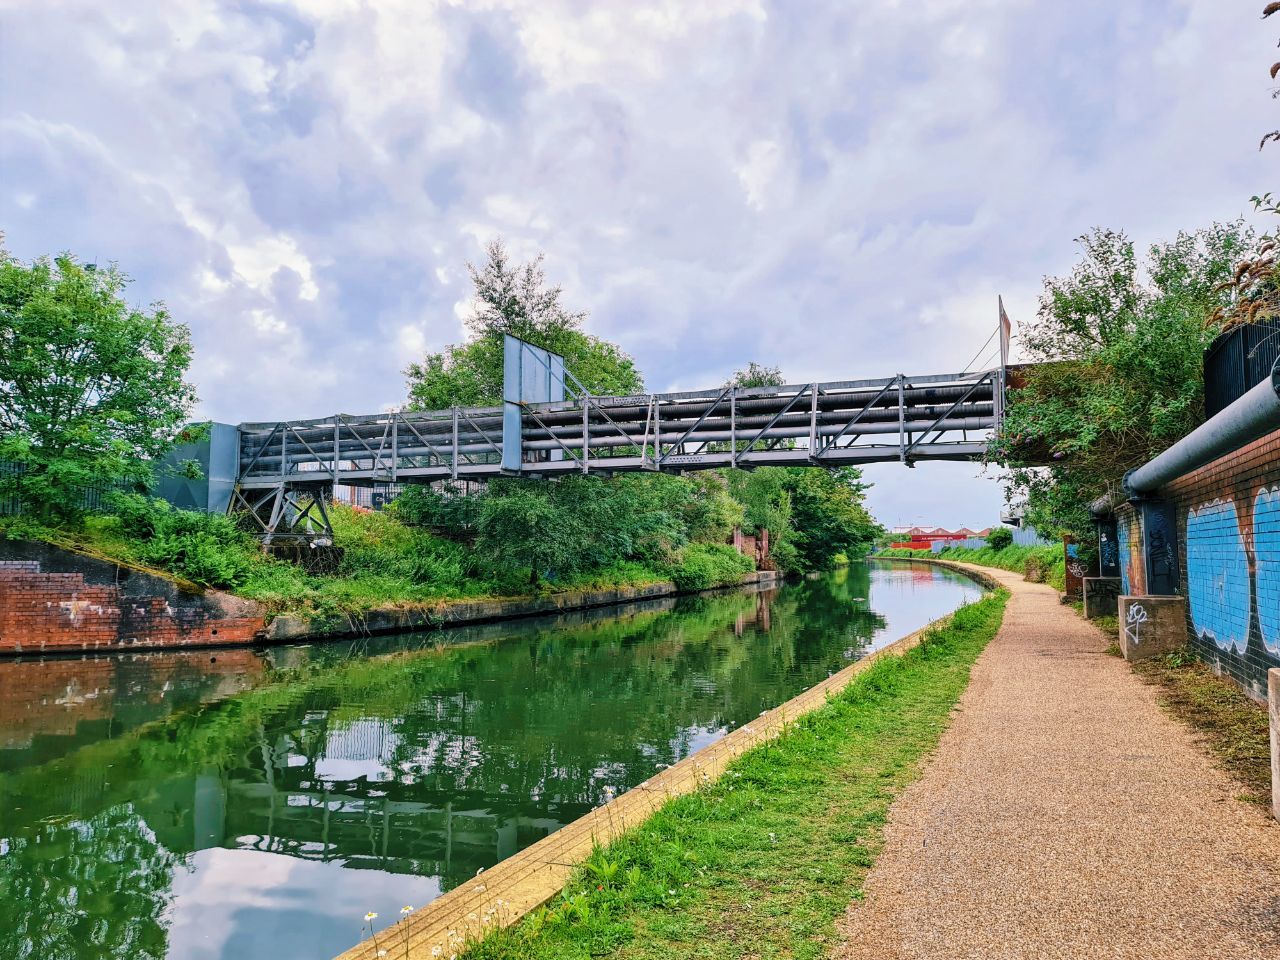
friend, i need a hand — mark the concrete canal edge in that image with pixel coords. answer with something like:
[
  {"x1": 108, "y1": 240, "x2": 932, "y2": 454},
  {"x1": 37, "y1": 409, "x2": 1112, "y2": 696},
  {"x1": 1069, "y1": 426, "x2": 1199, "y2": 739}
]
[{"x1": 334, "y1": 561, "x2": 999, "y2": 960}]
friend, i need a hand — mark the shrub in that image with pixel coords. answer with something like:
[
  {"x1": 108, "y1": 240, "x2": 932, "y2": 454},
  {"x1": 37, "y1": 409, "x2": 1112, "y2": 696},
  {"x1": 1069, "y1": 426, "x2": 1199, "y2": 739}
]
[
  {"x1": 330, "y1": 503, "x2": 476, "y2": 589},
  {"x1": 668, "y1": 543, "x2": 753, "y2": 592},
  {"x1": 392, "y1": 484, "x2": 483, "y2": 538},
  {"x1": 108, "y1": 493, "x2": 255, "y2": 588},
  {"x1": 986, "y1": 527, "x2": 1014, "y2": 550}
]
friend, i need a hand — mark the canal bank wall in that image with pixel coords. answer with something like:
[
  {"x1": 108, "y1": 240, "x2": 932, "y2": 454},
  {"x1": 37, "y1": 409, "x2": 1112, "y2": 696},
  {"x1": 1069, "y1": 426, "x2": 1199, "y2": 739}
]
[
  {"x1": 0, "y1": 538, "x2": 784, "y2": 655},
  {"x1": 335, "y1": 561, "x2": 999, "y2": 960},
  {"x1": 0, "y1": 540, "x2": 264, "y2": 655}
]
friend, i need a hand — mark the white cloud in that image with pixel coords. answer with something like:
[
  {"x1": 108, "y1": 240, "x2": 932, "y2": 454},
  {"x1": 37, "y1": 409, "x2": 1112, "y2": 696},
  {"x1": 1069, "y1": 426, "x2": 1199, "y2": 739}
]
[
  {"x1": 0, "y1": 0, "x2": 1272, "y2": 525},
  {"x1": 735, "y1": 139, "x2": 784, "y2": 212}
]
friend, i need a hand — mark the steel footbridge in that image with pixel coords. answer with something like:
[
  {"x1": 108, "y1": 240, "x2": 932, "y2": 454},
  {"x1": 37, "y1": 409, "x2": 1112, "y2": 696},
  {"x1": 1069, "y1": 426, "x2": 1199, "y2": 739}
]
[{"x1": 221, "y1": 334, "x2": 1009, "y2": 541}]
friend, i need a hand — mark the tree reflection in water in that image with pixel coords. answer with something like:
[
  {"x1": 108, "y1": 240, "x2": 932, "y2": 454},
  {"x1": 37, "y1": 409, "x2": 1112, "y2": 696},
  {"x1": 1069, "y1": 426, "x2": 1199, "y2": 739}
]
[{"x1": 0, "y1": 561, "x2": 978, "y2": 960}]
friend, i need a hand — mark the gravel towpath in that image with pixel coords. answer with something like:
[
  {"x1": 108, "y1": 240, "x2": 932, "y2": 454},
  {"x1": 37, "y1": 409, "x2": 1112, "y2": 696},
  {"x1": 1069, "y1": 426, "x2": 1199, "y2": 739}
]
[{"x1": 835, "y1": 564, "x2": 1280, "y2": 960}]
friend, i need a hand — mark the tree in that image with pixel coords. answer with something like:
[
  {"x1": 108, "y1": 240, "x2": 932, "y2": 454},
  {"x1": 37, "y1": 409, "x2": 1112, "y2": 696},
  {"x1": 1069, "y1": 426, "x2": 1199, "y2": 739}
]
[
  {"x1": 780, "y1": 467, "x2": 881, "y2": 570},
  {"x1": 992, "y1": 223, "x2": 1250, "y2": 541},
  {"x1": 1211, "y1": 194, "x2": 1278, "y2": 332},
  {"x1": 0, "y1": 251, "x2": 196, "y2": 520},
  {"x1": 406, "y1": 239, "x2": 643, "y2": 409},
  {"x1": 724, "y1": 361, "x2": 785, "y2": 389}
]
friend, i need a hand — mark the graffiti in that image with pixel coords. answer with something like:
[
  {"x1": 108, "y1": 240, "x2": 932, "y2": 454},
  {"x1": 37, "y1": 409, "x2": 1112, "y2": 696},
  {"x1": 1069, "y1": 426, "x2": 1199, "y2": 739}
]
[
  {"x1": 1099, "y1": 535, "x2": 1119, "y2": 574},
  {"x1": 1068, "y1": 561, "x2": 1088, "y2": 578},
  {"x1": 1142, "y1": 503, "x2": 1179, "y2": 595},
  {"x1": 1124, "y1": 603, "x2": 1148, "y2": 647},
  {"x1": 1117, "y1": 523, "x2": 1132, "y2": 595},
  {"x1": 1255, "y1": 485, "x2": 1280, "y2": 656},
  {"x1": 1186, "y1": 499, "x2": 1252, "y2": 655}
]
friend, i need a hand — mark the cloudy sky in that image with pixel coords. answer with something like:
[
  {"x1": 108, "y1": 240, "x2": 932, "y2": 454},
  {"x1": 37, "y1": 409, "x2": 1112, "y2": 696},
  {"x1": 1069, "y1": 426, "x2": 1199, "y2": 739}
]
[{"x1": 1, "y1": 0, "x2": 1274, "y2": 527}]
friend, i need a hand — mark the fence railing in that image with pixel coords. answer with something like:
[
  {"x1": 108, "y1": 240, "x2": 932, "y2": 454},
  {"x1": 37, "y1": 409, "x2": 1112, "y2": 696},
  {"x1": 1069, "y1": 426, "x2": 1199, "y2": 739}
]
[
  {"x1": 0, "y1": 460, "x2": 116, "y2": 516},
  {"x1": 1204, "y1": 317, "x2": 1280, "y2": 419},
  {"x1": 0, "y1": 460, "x2": 22, "y2": 516}
]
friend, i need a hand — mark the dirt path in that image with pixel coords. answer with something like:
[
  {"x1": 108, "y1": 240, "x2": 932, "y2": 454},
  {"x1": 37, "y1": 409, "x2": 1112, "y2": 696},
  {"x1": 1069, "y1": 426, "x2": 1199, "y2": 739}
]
[{"x1": 835, "y1": 565, "x2": 1280, "y2": 960}]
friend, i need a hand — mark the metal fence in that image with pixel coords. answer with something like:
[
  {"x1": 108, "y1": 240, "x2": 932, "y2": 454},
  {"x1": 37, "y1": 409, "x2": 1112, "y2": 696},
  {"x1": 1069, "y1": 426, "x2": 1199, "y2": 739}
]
[
  {"x1": 0, "y1": 460, "x2": 116, "y2": 516},
  {"x1": 1204, "y1": 317, "x2": 1280, "y2": 418},
  {"x1": 0, "y1": 460, "x2": 22, "y2": 516},
  {"x1": 929, "y1": 526, "x2": 1053, "y2": 552}
]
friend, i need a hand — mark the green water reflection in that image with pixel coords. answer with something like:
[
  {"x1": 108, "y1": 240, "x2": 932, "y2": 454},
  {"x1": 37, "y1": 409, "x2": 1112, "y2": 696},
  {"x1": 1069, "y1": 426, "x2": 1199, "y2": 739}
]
[{"x1": 0, "y1": 561, "x2": 979, "y2": 960}]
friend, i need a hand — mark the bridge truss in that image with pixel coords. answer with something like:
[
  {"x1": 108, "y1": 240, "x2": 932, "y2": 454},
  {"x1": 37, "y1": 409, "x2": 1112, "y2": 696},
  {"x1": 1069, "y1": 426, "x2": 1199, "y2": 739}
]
[{"x1": 233, "y1": 351, "x2": 1005, "y2": 542}]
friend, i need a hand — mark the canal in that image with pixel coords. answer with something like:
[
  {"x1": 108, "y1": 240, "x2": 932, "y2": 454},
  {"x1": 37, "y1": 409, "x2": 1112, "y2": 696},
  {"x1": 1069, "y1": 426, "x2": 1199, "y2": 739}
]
[{"x1": 0, "y1": 560, "x2": 980, "y2": 960}]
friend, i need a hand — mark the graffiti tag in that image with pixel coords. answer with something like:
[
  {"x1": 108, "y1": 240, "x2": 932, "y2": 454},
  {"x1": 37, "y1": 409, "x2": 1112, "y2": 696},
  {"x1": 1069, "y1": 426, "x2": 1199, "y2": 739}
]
[
  {"x1": 1124, "y1": 603, "x2": 1148, "y2": 647},
  {"x1": 1068, "y1": 561, "x2": 1088, "y2": 579}
]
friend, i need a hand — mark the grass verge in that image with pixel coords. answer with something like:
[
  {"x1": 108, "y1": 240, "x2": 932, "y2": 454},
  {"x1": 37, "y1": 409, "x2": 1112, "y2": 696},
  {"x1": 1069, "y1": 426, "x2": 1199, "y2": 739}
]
[
  {"x1": 462, "y1": 589, "x2": 1009, "y2": 960},
  {"x1": 1129, "y1": 652, "x2": 1272, "y2": 807}
]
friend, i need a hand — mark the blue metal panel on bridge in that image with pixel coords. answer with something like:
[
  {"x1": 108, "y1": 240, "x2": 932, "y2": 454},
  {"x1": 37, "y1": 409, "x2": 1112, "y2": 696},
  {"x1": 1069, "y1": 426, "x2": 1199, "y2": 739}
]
[{"x1": 503, "y1": 335, "x2": 567, "y2": 472}]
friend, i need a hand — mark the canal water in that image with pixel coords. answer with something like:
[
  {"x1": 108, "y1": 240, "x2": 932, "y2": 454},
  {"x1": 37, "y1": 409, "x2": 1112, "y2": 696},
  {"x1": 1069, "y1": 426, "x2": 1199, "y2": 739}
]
[{"x1": 0, "y1": 560, "x2": 979, "y2": 960}]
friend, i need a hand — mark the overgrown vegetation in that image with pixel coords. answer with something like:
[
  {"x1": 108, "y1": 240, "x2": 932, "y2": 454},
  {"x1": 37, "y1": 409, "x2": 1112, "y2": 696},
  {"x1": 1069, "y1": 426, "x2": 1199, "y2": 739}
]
[
  {"x1": 1130, "y1": 652, "x2": 1272, "y2": 807},
  {"x1": 877, "y1": 543, "x2": 1066, "y2": 593},
  {"x1": 992, "y1": 224, "x2": 1254, "y2": 550},
  {"x1": 462, "y1": 590, "x2": 1008, "y2": 960}
]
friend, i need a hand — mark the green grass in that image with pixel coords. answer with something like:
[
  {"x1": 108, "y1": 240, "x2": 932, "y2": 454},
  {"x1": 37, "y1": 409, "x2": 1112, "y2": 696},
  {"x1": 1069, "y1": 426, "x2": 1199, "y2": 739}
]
[
  {"x1": 878, "y1": 543, "x2": 1067, "y2": 593},
  {"x1": 0, "y1": 503, "x2": 756, "y2": 619},
  {"x1": 462, "y1": 589, "x2": 1009, "y2": 960}
]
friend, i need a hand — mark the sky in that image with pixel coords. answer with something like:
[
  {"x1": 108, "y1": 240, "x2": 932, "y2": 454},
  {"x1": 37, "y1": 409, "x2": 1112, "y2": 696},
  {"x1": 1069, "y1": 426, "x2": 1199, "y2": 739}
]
[{"x1": 1, "y1": 0, "x2": 1274, "y2": 528}]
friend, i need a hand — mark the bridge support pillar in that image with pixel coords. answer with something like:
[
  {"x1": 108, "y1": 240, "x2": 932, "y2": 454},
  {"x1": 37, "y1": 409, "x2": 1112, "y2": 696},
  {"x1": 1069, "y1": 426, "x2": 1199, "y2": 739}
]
[
  {"x1": 1117, "y1": 595, "x2": 1187, "y2": 661},
  {"x1": 1083, "y1": 577, "x2": 1121, "y2": 619}
]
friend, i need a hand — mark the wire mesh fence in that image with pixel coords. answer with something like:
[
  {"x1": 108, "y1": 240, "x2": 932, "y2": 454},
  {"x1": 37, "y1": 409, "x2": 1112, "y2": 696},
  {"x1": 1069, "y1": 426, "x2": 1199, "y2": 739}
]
[{"x1": 0, "y1": 460, "x2": 117, "y2": 517}]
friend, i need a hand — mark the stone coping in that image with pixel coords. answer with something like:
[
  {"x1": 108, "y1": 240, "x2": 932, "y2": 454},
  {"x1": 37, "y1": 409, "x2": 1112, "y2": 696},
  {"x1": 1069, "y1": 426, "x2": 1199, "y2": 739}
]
[{"x1": 335, "y1": 562, "x2": 994, "y2": 960}]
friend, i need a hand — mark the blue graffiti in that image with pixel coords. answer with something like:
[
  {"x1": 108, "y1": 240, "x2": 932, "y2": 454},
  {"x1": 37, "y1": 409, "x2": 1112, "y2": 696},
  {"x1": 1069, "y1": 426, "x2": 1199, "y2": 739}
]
[
  {"x1": 1255, "y1": 486, "x2": 1280, "y2": 656},
  {"x1": 1186, "y1": 499, "x2": 1252, "y2": 655},
  {"x1": 1117, "y1": 522, "x2": 1131, "y2": 595}
]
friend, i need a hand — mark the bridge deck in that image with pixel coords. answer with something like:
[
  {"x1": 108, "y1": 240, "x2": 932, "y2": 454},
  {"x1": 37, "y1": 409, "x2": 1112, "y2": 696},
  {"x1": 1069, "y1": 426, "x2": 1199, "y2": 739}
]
[{"x1": 235, "y1": 369, "x2": 1001, "y2": 490}]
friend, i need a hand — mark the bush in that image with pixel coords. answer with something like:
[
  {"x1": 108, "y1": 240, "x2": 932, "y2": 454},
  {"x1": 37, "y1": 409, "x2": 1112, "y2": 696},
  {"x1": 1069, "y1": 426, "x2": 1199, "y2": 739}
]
[
  {"x1": 329, "y1": 503, "x2": 476, "y2": 588},
  {"x1": 986, "y1": 527, "x2": 1014, "y2": 550},
  {"x1": 391, "y1": 484, "x2": 483, "y2": 538},
  {"x1": 668, "y1": 543, "x2": 754, "y2": 592},
  {"x1": 108, "y1": 493, "x2": 255, "y2": 588}
]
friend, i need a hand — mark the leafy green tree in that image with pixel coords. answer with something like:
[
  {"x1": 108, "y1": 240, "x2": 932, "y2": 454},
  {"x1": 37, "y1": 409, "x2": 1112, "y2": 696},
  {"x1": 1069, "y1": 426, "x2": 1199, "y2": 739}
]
[
  {"x1": 780, "y1": 467, "x2": 881, "y2": 570},
  {"x1": 0, "y1": 251, "x2": 195, "y2": 520},
  {"x1": 406, "y1": 240, "x2": 643, "y2": 409},
  {"x1": 992, "y1": 224, "x2": 1251, "y2": 541}
]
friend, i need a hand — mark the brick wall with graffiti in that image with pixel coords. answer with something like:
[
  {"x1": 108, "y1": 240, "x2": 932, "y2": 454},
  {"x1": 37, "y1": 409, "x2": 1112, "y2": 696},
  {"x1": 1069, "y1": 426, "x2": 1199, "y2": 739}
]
[
  {"x1": 1158, "y1": 429, "x2": 1280, "y2": 700},
  {"x1": 1114, "y1": 508, "x2": 1145, "y2": 598}
]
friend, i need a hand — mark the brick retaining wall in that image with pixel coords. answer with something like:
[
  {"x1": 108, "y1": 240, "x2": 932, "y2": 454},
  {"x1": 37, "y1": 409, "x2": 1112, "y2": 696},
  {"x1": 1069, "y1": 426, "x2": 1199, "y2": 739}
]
[{"x1": 0, "y1": 541, "x2": 266, "y2": 654}]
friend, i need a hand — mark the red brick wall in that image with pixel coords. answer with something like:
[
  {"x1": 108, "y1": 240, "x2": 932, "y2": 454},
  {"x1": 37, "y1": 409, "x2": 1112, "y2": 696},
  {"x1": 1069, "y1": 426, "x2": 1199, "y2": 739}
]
[{"x1": 0, "y1": 559, "x2": 265, "y2": 655}]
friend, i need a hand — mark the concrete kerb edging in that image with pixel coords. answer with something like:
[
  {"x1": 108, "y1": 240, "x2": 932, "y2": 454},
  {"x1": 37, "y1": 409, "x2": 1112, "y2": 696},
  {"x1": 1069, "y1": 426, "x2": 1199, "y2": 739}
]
[{"x1": 334, "y1": 563, "x2": 997, "y2": 960}]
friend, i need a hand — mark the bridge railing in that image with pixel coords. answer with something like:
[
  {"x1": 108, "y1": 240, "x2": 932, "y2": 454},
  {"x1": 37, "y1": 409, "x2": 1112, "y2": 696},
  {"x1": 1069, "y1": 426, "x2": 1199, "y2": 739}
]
[{"x1": 234, "y1": 368, "x2": 1001, "y2": 491}]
